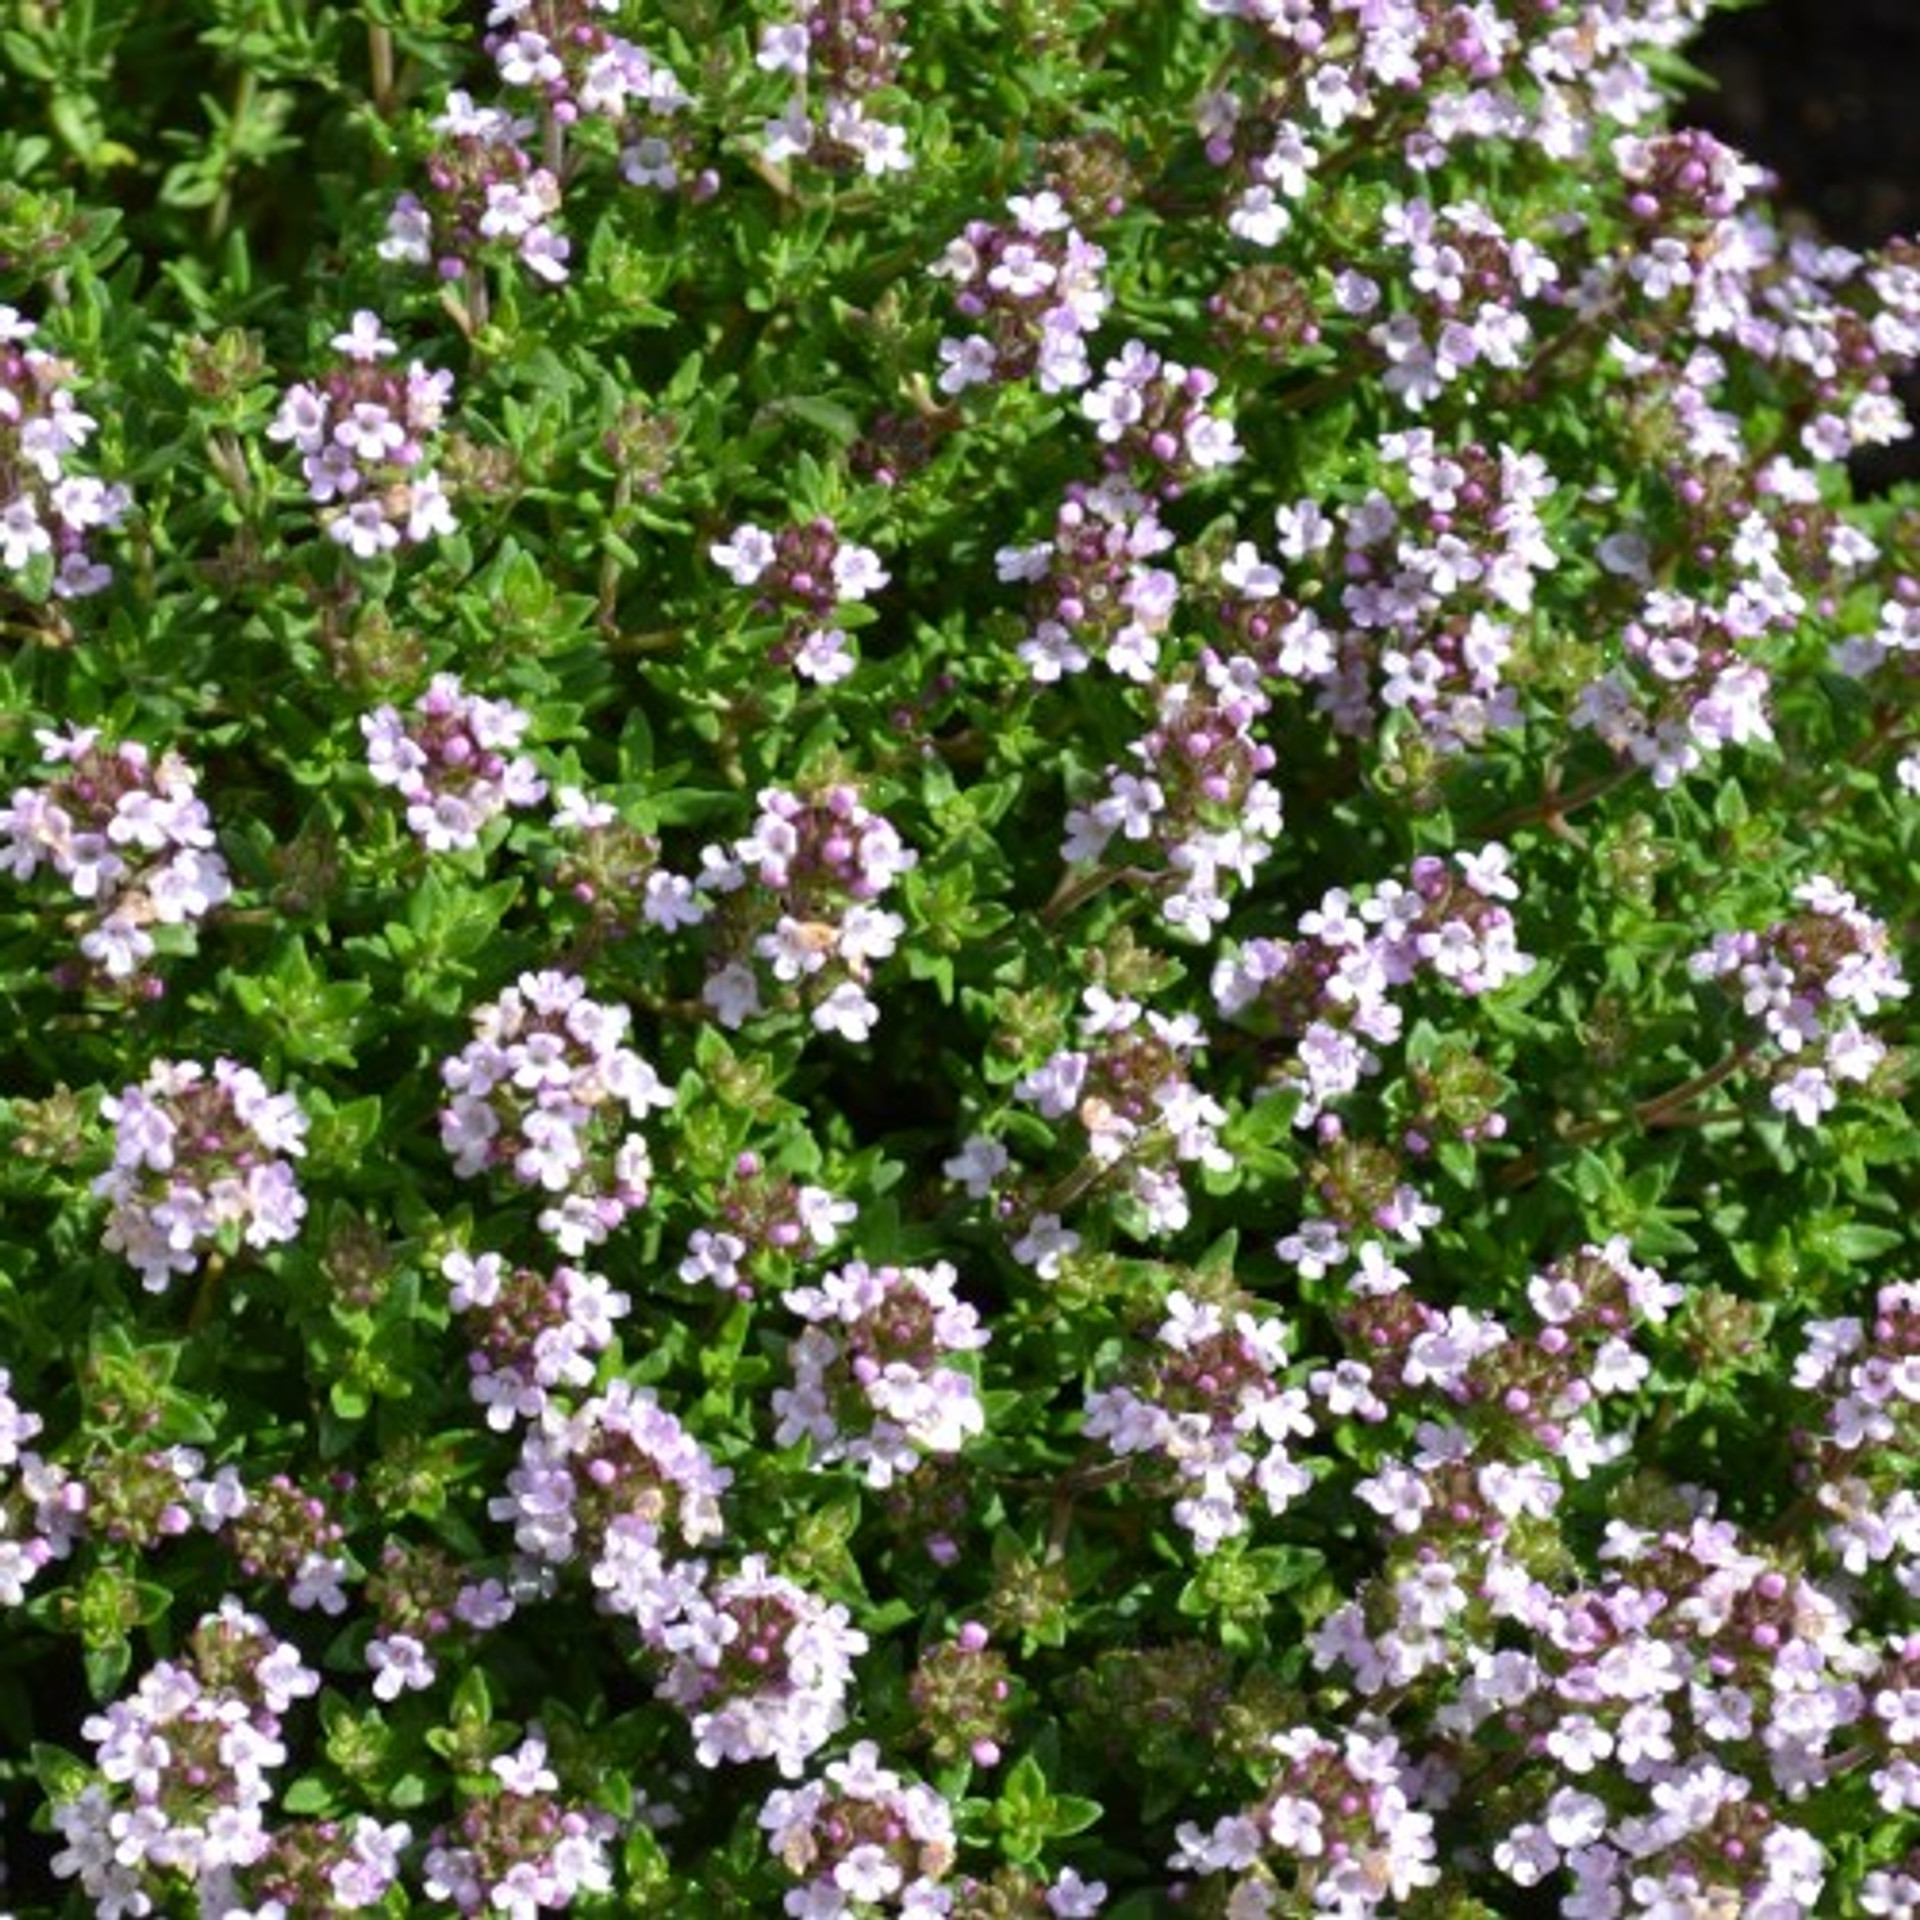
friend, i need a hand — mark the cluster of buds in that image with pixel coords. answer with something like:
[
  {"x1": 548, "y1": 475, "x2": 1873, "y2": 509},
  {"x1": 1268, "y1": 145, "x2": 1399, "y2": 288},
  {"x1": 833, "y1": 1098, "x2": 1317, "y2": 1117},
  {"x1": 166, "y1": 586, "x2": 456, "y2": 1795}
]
[
  {"x1": 0, "y1": 304, "x2": 130, "y2": 597},
  {"x1": 1688, "y1": 875, "x2": 1907, "y2": 1126},
  {"x1": 364, "y1": 1537, "x2": 517, "y2": 1704},
  {"x1": 1171, "y1": 1723, "x2": 1441, "y2": 1914},
  {"x1": 757, "y1": 0, "x2": 913, "y2": 178},
  {"x1": 1010, "y1": 987, "x2": 1233, "y2": 1241},
  {"x1": 678, "y1": 1152, "x2": 857, "y2": 1299},
  {"x1": 0, "y1": 724, "x2": 231, "y2": 983},
  {"x1": 266, "y1": 310, "x2": 457, "y2": 560},
  {"x1": 694, "y1": 783, "x2": 917, "y2": 1043},
  {"x1": 202, "y1": 1468, "x2": 353, "y2": 1615},
  {"x1": 443, "y1": 1248, "x2": 630, "y2": 1430},
  {"x1": 380, "y1": 91, "x2": 568, "y2": 286},
  {"x1": 0, "y1": 1370, "x2": 81, "y2": 1606},
  {"x1": 758, "y1": 1740, "x2": 957, "y2": 1914},
  {"x1": 1212, "y1": 843, "x2": 1533, "y2": 1129},
  {"x1": 484, "y1": 0, "x2": 696, "y2": 194},
  {"x1": 361, "y1": 673, "x2": 547, "y2": 853},
  {"x1": 49, "y1": 1601, "x2": 321, "y2": 1915},
  {"x1": 710, "y1": 517, "x2": 890, "y2": 685},
  {"x1": 438, "y1": 970, "x2": 676, "y2": 1253},
  {"x1": 656, "y1": 1554, "x2": 871, "y2": 1777},
  {"x1": 772, "y1": 1258, "x2": 989, "y2": 1486},
  {"x1": 908, "y1": 1621, "x2": 1013, "y2": 1768},
  {"x1": 1084, "y1": 1289, "x2": 1315, "y2": 1555},
  {"x1": 1615, "y1": 127, "x2": 1760, "y2": 233},
  {"x1": 1080, "y1": 340, "x2": 1242, "y2": 491},
  {"x1": 996, "y1": 478, "x2": 1177, "y2": 683},
  {"x1": 74, "y1": 1442, "x2": 204, "y2": 1551},
  {"x1": 94, "y1": 1058, "x2": 309, "y2": 1292},
  {"x1": 932, "y1": 190, "x2": 1111, "y2": 395},
  {"x1": 1207, "y1": 261, "x2": 1323, "y2": 364},
  {"x1": 1061, "y1": 650, "x2": 1283, "y2": 936},
  {"x1": 547, "y1": 785, "x2": 702, "y2": 937},
  {"x1": 422, "y1": 1730, "x2": 616, "y2": 1915}
]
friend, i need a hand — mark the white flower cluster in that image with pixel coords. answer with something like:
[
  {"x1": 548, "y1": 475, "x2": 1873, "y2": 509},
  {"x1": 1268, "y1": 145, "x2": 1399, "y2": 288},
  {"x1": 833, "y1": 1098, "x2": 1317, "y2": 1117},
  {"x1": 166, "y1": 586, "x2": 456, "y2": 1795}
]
[
  {"x1": 0, "y1": 724, "x2": 230, "y2": 980},
  {"x1": 50, "y1": 1601, "x2": 324, "y2": 1914},
  {"x1": 362, "y1": 673, "x2": 547, "y2": 853},
  {"x1": 933, "y1": 190, "x2": 1113, "y2": 395},
  {"x1": 1212, "y1": 843, "x2": 1533, "y2": 1130},
  {"x1": 492, "y1": 1377, "x2": 730, "y2": 1637},
  {"x1": 1084, "y1": 1288, "x2": 1315, "y2": 1555},
  {"x1": 0, "y1": 1369, "x2": 82, "y2": 1607},
  {"x1": 710, "y1": 517, "x2": 890, "y2": 685},
  {"x1": 696, "y1": 783, "x2": 917, "y2": 1043},
  {"x1": 756, "y1": 1, "x2": 913, "y2": 179},
  {"x1": 1171, "y1": 1723, "x2": 1440, "y2": 1914},
  {"x1": 1688, "y1": 874, "x2": 1907, "y2": 1126},
  {"x1": 656, "y1": 1553, "x2": 870, "y2": 1778},
  {"x1": 0, "y1": 304, "x2": 130, "y2": 596},
  {"x1": 380, "y1": 91, "x2": 569, "y2": 285},
  {"x1": 1061, "y1": 651, "x2": 1284, "y2": 937},
  {"x1": 758, "y1": 1740, "x2": 958, "y2": 1916},
  {"x1": 266, "y1": 310, "x2": 457, "y2": 559},
  {"x1": 422, "y1": 1728, "x2": 615, "y2": 1915},
  {"x1": 443, "y1": 1249, "x2": 630, "y2": 1431},
  {"x1": 94, "y1": 1058, "x2": 308, "y2": 1291},
  {"x1": 1012, "y1": 987, "x2": 1233, "y2": 1240},
  {"x1": 773, "y1": 1259, "x2": 989, "y2": 1486},
  {"x1": 439, "y1": 970, "x2": 676, "y2": 1253}
]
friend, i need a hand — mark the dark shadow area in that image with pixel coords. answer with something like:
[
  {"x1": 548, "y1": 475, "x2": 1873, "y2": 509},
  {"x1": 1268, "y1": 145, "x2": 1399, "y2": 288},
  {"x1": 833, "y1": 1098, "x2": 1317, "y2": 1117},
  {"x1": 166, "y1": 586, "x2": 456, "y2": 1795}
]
[{"x1": 1685, "y1": 0, "x2": 1920, "y2": 490}]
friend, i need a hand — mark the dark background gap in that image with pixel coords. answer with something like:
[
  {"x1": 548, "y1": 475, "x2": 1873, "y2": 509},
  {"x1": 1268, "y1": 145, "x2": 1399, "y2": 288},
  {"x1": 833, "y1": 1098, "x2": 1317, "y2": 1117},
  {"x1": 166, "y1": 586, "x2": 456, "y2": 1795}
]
[{"x1": 1684, "y1": 0, "x2": 1920, "y2": 490}]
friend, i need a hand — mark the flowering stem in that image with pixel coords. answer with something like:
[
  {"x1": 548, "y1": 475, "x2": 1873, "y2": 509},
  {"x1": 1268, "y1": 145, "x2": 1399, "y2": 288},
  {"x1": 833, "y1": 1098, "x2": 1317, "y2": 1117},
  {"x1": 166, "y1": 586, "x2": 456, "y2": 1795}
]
[
  {"x1": 1632, "y1": 1044, "x2": 1757, "y2": 1128},
  {"x1": 367, "y1": 23, "x2": 395, "y2": 118},
  {"x1": 598, "y1": 469, "x2": 634, "y2": 634},
  {"x1": 207, "y1": 66, "x2": 258, "y2": 248},
  {"x1": 1040, "y1": 863, "x2": 1155, "y2": 925},
  {"x1": 747, "y1": 154, "x2": 797, "y2": 203},
  {"x1": 1038, "y1": 1153, "x2": 1118, "y2": 1218},
  {"x1": 187, "y1": 1254, "x2": 225, "y2": 1332},
  {"x1": 1486, "y1": 763, "x2": 1634, "y2": 840},
  {"x1": 604, "y1": 625, "x2": 684, "y2": 655}
]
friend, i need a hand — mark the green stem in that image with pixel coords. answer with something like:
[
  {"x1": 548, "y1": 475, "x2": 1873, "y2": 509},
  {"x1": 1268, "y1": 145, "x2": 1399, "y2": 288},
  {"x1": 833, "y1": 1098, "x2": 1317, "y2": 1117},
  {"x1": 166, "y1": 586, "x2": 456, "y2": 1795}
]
[{"x1": 208, "y1": 67, "x2": 258, "y2": 248}]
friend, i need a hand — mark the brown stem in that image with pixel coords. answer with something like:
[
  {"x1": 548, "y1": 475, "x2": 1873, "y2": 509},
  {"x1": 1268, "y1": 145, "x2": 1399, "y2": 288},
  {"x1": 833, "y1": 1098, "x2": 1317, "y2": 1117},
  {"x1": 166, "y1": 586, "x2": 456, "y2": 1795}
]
[
  {"x1": 1040, "y1": 863, "x2": 1155, "y2": 925},
  {"x1": 1498, "y1": 1044, "x2": 1758, "y2": 1191},
  {"x1": 367, "y1": 23, "x2": 396, "y2": 117},
  {"x1": 1484, "y1": 764, "x2": 1634, "y2": 841}
]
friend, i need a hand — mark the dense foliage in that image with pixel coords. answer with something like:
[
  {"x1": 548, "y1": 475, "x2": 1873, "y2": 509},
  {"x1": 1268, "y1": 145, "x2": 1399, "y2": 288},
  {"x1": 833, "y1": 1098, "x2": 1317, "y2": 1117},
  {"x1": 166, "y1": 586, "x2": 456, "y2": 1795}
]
[{"x1": 0, "y1": 1, "x2": 1915, "y2": 1913}]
